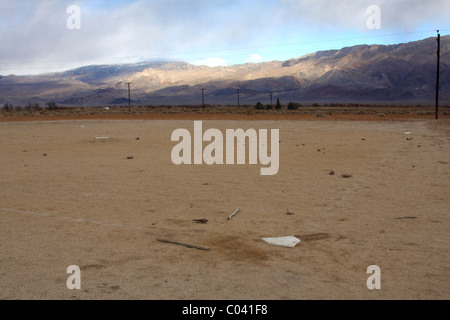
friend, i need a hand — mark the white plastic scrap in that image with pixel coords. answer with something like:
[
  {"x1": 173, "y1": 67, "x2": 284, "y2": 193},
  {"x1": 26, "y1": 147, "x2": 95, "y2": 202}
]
[{"x1": 262, "y1": 236, "x2": 301, "y2": 248}]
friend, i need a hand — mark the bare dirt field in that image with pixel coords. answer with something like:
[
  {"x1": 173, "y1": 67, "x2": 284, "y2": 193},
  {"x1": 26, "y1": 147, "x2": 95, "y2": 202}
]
[{"x1": 0, "y1": 114, "x2": 449, "y2": 300}]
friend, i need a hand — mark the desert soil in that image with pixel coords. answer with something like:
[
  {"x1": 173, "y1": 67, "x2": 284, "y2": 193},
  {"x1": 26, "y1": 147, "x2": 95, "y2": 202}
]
[{"x1": 0, "y1": 115, "x2": 449, "y2": 300}]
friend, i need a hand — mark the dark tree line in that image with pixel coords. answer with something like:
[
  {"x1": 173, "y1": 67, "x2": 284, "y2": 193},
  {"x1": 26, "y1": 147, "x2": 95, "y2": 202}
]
[
  {"x1": 2, "y1": 102, "x2": 59, "y2": 111},
  {"x1": 254, "y1": 99, "x2": 300, "y2": 110}
]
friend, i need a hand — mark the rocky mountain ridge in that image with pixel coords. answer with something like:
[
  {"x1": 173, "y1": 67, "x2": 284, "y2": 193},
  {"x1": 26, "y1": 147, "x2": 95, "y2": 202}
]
[{"x1": 1, "y1": 36, "x2": 449, "y2": 106}]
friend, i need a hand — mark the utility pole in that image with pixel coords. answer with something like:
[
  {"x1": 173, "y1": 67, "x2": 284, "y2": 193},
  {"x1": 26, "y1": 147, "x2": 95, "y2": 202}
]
[
  {"x1": 126, "y1": 82, "x2": 132, "y2": 113},
  {"x1": 435, "y1": 30, "x2": 440, "y2": 120},
  {"x1": 269, "y1": 92, "x2": 273, "y2": 106},
  {"x1": 237, "y1": 89, "x2": 240, "y2": 108},
  {"x1": 201, "y1": 88, "x2": 205, "y2": 109}
]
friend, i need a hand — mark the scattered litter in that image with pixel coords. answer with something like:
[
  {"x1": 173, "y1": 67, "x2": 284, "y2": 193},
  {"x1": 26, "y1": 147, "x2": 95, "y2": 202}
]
[
  {"x1": 262, "y1": 236, "x2": 300, "y2": 248},
  {"x1": 286, "y1": 209, "x2": 295, "y2": 216},
  {"x1": 404, "y1": 132, "x2": 412, "y2": 135},
  {"x1": 341, "y1": 173, "x2": 352, "y2": 178},
  {"x1": 156, "y1": 237, "x2": 210, "y2": 251},
  {"x1": 193, "y1": 219, "x2": 208, "y2": 224},
  {"x1": 228, "y1": 207, "x2": 240, "y2": 220}
]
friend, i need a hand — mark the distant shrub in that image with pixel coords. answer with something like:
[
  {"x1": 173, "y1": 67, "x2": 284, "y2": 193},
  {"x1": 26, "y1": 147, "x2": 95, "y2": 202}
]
[
  {"x1": 2, "y1": 103, "x2": 13, "y2": 112},
  {"x1": 266, "y1": 104, "x2": 273, "y2": 110},
  {"x1": 275, "y1": 98, "x2": 282, "y2": 110},
  {"x1": 255, "y1": 102, "x2": 264, "y2": 110},
  {"x1": 287, "y1": 102, "x2": 300, "y2": 110},
  {"x1": 46, "y1": 102, "x2": 58, "y2": 111},
  {"x1": 25, "y1": 103, "x2": 34, "y2": 111}
]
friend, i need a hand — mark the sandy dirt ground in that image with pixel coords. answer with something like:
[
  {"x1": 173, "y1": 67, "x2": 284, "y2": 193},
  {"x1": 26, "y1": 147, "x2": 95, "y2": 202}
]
[{"x1": 0, "y1": 116, "x2": 449, "y2": 300}]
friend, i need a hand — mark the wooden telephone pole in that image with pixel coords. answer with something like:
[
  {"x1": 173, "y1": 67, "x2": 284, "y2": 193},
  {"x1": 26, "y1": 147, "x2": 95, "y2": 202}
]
[
  {"x1": 201, "y1": 88, "x2": 205, "y2": 109},
  {"x1": 435, "y1": 31, "x2": 441, "y2": 120},
  {"x1": 126, "y1": 82, "x2": 132, "y2": 113},
  {"x1": 237, "y1": 89, "x2": 240, "y2": 108}
]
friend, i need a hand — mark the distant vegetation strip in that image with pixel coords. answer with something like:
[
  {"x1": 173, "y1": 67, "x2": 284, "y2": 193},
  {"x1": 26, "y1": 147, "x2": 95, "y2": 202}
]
[{"x1": 1, "y1": 102, "x2": 449, "y2": 121}]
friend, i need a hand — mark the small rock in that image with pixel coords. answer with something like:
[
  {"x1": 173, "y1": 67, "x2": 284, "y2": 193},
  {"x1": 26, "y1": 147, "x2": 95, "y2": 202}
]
[{"x1": 193, "y1": 219, "x2": 208, "y2": 224}]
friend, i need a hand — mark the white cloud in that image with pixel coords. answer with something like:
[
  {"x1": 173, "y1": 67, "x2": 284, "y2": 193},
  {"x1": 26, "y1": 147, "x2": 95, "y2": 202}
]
[
  {"x1": 193, "y1": 57, "x2": 228, "y2": 67},
  {"x1": 246, "y1": 54, "x2": 263, "y2": 63},
  {"x1": 1, "y1": 0, "x2": 449, "y2": 75},
  {"x1": 281, "y1": 0, "x2": 450, "y2": 32}
]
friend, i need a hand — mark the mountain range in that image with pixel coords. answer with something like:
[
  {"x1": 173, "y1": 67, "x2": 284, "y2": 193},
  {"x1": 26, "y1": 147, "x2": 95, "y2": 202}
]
[{"x1": 1, "y1": 36, "x2": 449, "y2": 106}]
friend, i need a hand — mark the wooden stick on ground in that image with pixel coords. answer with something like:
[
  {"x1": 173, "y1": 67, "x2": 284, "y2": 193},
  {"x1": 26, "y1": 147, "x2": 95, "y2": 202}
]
[
  {"x1": 156, "y1": 238, "x2": 211, "y2": 251},
  {"x1": 228, "y1": 207, "x2": 240, "y2": 220}
]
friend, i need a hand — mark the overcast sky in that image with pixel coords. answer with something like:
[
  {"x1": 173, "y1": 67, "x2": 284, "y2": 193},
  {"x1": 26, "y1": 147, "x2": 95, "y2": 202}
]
[{"x1": 1, "y1": 0, "x2": 449, "y2": 75}]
